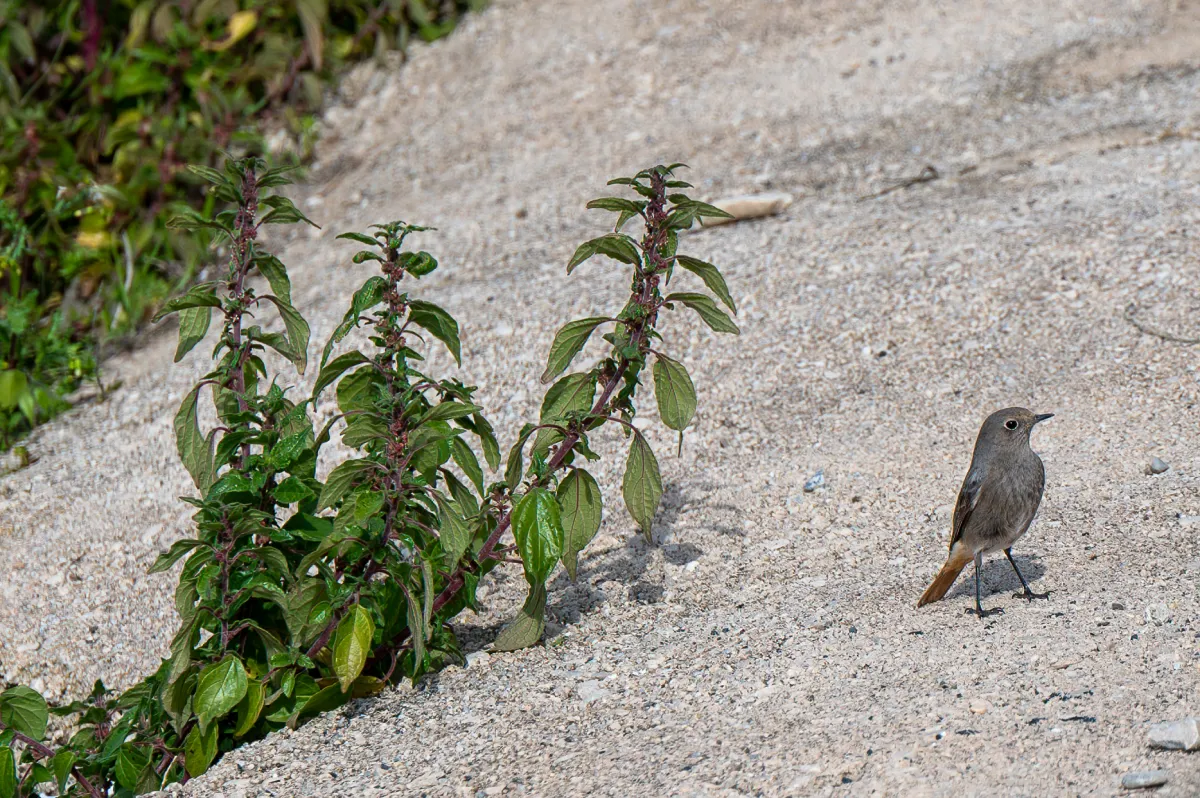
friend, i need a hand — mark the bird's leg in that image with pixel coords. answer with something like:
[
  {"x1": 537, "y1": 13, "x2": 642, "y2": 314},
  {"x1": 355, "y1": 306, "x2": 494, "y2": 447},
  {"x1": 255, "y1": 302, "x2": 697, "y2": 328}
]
[
  {"x1": 1005, "y1": 548, "x2": 1050, "y2": 601},
  {"x1": 965, "y1": 551, "x2": 1003, "y2": 618}
]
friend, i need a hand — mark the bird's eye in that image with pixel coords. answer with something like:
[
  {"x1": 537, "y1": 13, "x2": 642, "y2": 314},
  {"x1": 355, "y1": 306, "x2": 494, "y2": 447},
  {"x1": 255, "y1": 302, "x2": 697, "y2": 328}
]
[{"x1": 1004, "y1": 419, "x2": 1018, "y2": 430}]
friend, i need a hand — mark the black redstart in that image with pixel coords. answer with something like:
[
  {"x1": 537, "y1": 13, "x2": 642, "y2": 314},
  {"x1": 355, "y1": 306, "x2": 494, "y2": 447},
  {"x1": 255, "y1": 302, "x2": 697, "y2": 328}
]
[{"x1": 918, "y1": 407, "x2": 1054, "y2": 617}]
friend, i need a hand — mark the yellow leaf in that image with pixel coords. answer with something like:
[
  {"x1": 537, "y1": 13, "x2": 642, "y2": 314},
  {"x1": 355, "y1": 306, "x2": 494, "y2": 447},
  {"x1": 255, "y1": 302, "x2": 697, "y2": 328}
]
[
  {"x1": 205, "y1": 10, "x2": 257, "y2": 51},
  {"x1": 75, "y1": 231, "x2": 109, "y2": 249}
]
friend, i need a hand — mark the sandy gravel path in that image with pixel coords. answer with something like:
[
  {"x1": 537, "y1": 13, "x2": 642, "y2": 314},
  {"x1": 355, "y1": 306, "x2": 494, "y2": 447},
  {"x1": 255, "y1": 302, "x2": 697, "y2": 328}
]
[{"x1": 4, "y1": 0, "x2": 1200, "y2": 795}]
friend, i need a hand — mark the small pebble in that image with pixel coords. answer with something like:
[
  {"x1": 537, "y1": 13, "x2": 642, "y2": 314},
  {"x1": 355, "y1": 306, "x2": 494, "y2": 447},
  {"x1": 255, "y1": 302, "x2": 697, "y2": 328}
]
[
  {"x1": 803, "y1": 470, "x2": 825, "y2": 492},
  {"x1": 1148, "y1": 718, "x2": 1200, "y2": 751},
  {"x1": 1121, "y1": 770, "x2": 1169, "y2": 790},
  {"x1": 1147, "y1": 457, "x2": 1169, "y2": 475}
]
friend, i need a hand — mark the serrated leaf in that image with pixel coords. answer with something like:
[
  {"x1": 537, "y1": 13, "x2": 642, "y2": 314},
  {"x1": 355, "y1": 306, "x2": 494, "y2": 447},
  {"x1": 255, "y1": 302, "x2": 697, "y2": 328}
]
[
  {"x1": 512, "y1": 487, "x2": 564, "y2": 586},
  {"x1": 558, "y1": 468, "x2": 602, "y2": 581},
  {"x1": 652, "y1": 355, "x2": 697, "y2": 432},
  {"x1": 567, "y1": 233, "x2": 640, "y2": 273},
  {"x1": 540, "y1": 318, "x2": 609, "y2": 384},
  {"x1": 274, "y1": 475, "x2": 315, "y2": 504},
  {"x1": 260, "y1": 295, "x2": 311, "y2": 374},
  {"x1": 183, "y1": 723, "x2": 218, "y2": 778},
  {"x1": 341, "y1": 416, "x2": 389, "y2": 448},
  {"x1": 312, "y1": 351, "x2": 369, "y2": 403},
  {"x1": 0, "y1": 686, "x2": 48, "y2": 740},
  {"x1": 473, "y1": 413, "x2": 501, "y2": 471},
  {"x1": 586, "y1": 197, "x2": 644, "y2": 215},
  {"x1": 332, "y1": 604, "x2": 374, "y2": 693},
  {"x1": 675, "y1": 256, "x2": 736, "y2": 313},
  {"x1": 434, "y1": 493, "x2": 471, "y2": 570},
  {"x1": 148, "y1": 539, "x2": 205, "y2": 574},
  {"x1": 317, "y1": 459, "x2": 376, "y2": 510},
  {"x1": 175, "y1": 306, "x2": 212, "y2": 362},
  {"x1": 622, "y1": 433, "x2": 662, "y2": 541},
  {"x1": 408, "y1": 299, "x2": 462, "y2": 366},
  {"x1": 255, "y1": 254, "x2": 293, "y2": 305},
  {"x1": 664, "y1": 292, "x2": 740, "y2": 334},
  {"x1": 399, "y1": 251, "x2": 438, "y2": 277},
  {"x1": 505, "y1": 424, "x2": 535, "y2": 488},
  {"x1": 492, "y1": 581, "x2": 547, "y2": 652},
  {"x1": 174, "y1": 388, "x2": 214, "y2": 494},
  {"x1": 194, "y1": 656, "x2": 248, "y2": 733}
]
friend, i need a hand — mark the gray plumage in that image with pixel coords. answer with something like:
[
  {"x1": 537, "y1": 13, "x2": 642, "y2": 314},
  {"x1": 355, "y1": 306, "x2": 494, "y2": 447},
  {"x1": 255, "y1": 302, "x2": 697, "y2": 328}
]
[{"x1": 918, "y1": 407, "x2": 1054, "y2": 617}]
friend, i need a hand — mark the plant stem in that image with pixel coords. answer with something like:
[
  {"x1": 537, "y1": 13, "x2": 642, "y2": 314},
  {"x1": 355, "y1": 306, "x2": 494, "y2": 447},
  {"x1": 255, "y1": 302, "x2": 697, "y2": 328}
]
[{"x1": 1, "y1": 726, "x2": 105, "y2": 798}]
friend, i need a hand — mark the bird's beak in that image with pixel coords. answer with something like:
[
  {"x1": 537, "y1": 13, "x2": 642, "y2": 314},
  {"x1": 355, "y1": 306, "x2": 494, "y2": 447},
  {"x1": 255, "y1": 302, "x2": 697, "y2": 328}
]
[{"x1": 1033, "y1": 413, "x2": 1054, "y2": 424}]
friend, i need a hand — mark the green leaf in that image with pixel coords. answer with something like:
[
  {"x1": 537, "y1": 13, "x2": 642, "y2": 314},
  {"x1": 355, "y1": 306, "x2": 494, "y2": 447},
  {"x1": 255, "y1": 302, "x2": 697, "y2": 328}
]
[
  {"x1": 434, "y1": 493, "x2": 471, "y2": 571},
  {"x1": 451, "y1": 437, "x2": 484, "y2": 493},
  {"x1": 174, "y1": 306, "x2": 212, "y2": 362},
  {"x1": 540, "y1": 318, "x2": 609, "y2": 384},
  {"x1": 567, "y1": 233, "x2": 640, "y2": 273},
  {"x1": 322, "y1": 276, "x2": 389, "y2": 367},
  {"x1": 399, "y1": 251, "x2": 438, "y2": 277},
  {"x1": 233, "y1": 680, "x2": 265, "y2": 738},
  {"x1": 492, "y1": 581, "x2": 547, "y2": 652},
  {"x1": 558, "y1": 468, "x2": 602, "y2": 581},
  {"x1": 52, "y1": 751, "x2": 75, "y2": 792},
  {"x1": 274, "y1": 475, "x2": 315, "y2": 504},
  {"x1": 187, "y1": 164, "x2": 233, "y2": 188},
  {"x1": 417, "y1": 401, "x2": 481, "y2": 426},
  {"x1": 664, "y1": 292, "x2": 740, "y2": 334},
  {"x1": 183, "y1": 723, "x2": 218, "y2": 778},
  {"x1": 174, "y1": 388, "x2": 215, "y2": 495},
  {"x1": 255, "y1": 254, "x2": 293, "y2": 305},
  {"x1": 336, "y1": 366, "x2": 384, "y2": 415},
  {"x1": 652, "y1": 355, "x2": 697, "y2": 432},
  {"x1": 148, "y1": 539, "x2": 205, "y2": 574},
  {"x1": 313, "y1": 352, "x2": 370, "y2": 403},
  {"x1": 0, "y1": 686, "x2": 48, "y2": 740},
  {"x1": 0, "y1": 746, "x2": 13, "y2": 798},
  {"x1": 152, "y1": 283, "x2": 221, "y2": 322},
  {"x1": 0, "y1": 371, "x2": 26, "y2": 411},
  {"x1": 333, "y1": 605, "x2": 375, "y2": 693},
  {"x1": 341, "y1": 416, "x2": 389, "y2": 448},
  {"x1": 539, "y1": 371, "x2": 597, "y2": 423},
  {"x1": 194, "y1": 656, "x2": 248, "y2": 733},
  {"x1": 115, "y1": 744, "x2": 150, "y2": 791},
  {"x1": 674, "y1": 256, "x2": 736, "y2": 313},
  {"x1": 408, "y1": 299, "x2": 462, "y2": 366},
  {"x1": 622, "y1": 433, "x2": 663, "y2": 540},
  {"x1": 586, "y1": 197, "x2": 645, "y2": 215},
  {"x1": 259, "y1": 194, "x2": 318, "y2": 227},
  {"x1": 473, "y1": 413, "x2": 501, "y2": 471},
  {"x1": 260, "y1": 295, "x2": 311, "y2": 374},
  {"x1": 505, "y1": 424, "x2": 535, "y2": 489},
  {"x1": 335, "y1": 231, "x2": 381, "y2": 247},
  {"x1": 317, "y1": 459, "x2": 377, "y2": 510},
  {"x1": 512, "y1": 487, "x2": 564, "y2": 586}
]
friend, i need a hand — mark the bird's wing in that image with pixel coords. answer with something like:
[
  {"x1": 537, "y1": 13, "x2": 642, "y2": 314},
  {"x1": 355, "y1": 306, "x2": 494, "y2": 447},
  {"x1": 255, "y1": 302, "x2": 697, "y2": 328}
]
[{"x1": 949, "y1": 466, "x2": 985, "y2": 551}]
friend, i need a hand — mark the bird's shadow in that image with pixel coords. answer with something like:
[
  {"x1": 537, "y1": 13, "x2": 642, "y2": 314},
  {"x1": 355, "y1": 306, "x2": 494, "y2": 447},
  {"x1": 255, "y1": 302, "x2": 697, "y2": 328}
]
[{"x1": 946, "y1": 552, "x2": 1047, "y2": 600}]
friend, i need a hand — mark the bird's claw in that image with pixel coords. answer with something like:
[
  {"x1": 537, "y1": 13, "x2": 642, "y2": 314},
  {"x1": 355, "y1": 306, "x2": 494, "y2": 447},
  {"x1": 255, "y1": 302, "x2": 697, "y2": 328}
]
[
  {"x1": 1012, "y1": 590, "x2": 1051, "y2": 602},
  {"x1": 965, "y1": 606, "x2": 1004, "y2": 619}
]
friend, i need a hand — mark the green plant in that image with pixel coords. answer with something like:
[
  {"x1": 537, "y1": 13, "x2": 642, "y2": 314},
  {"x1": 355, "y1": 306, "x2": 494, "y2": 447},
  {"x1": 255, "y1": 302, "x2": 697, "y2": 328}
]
[
  {"x1": 0, "y1": 160, "x2": 738, "y2": 795},
  {"x1": 0, "y1": 0, "x2": 485, "y2": 449}
]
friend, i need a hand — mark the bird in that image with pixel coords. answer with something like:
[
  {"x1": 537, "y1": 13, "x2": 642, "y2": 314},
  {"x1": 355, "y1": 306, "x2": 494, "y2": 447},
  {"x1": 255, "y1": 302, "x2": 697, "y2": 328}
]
[{"x1": 917, "y1": 407, "x2": 1054, "y2": 618}]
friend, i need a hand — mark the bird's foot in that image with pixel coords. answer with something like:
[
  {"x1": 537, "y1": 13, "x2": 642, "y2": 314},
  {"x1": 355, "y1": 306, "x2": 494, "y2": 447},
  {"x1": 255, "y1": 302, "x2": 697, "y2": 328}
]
[
  {"x1": 1012, "y1": 589, "x2": 1051, "y2": 602},
  {"x1": 965, "y1": 606, "x2": 1004, "y2": 619}
]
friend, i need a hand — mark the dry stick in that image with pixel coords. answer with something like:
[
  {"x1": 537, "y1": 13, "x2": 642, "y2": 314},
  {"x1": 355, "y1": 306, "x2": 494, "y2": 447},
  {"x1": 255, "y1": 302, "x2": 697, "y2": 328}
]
[
  {"x1": 1124, "y1": 302, "x2": 1200, "y2": 344},
  {"x1": 857, "y1": 165, "x2": 940, "y2": 202}
]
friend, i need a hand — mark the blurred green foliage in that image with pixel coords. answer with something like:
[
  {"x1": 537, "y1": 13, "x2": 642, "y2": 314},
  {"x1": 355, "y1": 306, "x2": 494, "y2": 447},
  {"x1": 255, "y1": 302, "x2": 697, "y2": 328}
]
[{"x1": 0, "y1": 0, "x2": 482, "y2": 449}]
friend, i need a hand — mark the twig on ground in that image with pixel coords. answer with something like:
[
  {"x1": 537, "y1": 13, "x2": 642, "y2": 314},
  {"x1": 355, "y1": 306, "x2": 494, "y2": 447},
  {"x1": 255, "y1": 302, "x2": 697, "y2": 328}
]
[
  {"x1": 1124, "y1": 303, "x2": 1200, "y2": 344},
  {"x1": 858, "y1": 165, "x2": 940, "y2": 202}
]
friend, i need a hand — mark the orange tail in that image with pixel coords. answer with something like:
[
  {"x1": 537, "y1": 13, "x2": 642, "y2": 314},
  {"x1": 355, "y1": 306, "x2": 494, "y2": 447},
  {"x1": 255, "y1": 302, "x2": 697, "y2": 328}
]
[{"x1": 918, "y1": 545, "x2": 973, "y2": 607}]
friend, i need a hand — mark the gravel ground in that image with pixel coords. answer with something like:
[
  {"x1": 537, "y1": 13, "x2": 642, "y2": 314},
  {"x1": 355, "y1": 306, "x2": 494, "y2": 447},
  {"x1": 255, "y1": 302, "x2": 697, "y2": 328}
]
[{"x1": 4, "y1": 0, "x2": 1200, "y2": 795}]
